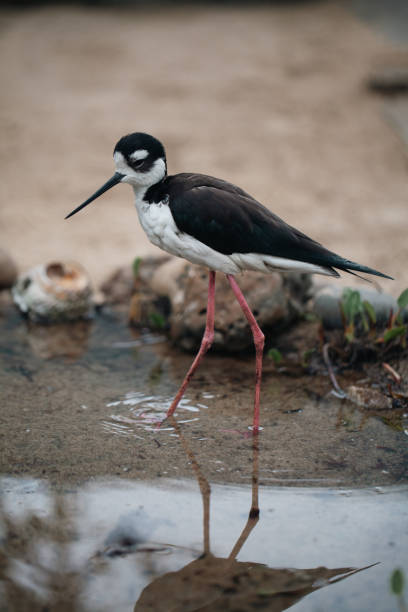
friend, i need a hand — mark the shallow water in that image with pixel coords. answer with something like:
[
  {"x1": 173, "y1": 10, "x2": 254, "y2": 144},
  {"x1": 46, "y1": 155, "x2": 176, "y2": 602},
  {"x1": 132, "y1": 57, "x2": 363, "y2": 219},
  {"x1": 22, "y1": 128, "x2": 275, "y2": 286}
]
[
  {"x1": 0, "y1": 305, "x2": 407, "y2": 610},
  {"x1": 1, "y1": 475, "x2": 407, "y2": 611},
  {"x1": 2, "y1": 305, "x2": 406, "y2": 487}
]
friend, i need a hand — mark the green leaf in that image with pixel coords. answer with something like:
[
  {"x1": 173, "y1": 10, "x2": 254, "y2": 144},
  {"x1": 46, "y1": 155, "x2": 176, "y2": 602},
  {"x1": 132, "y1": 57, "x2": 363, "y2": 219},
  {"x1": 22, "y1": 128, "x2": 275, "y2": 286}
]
[
  {"x1": 341, "y1": 289, "x2": 362, "y2": 323},
  {"x1": 257, "y1": 589, "x2": 277, "y2": 597},
  {"x1": 303, "y1": 312, "x2": 319, "y2": 322},
  {"x1": 341, "y1": 288, "x2": 354, "y2": 321},
  {"x1": 267, "y1": 348, "x2": 282, "y2": 364},
  {"x1": 301, "y1": 348, "x2": 315, "y2": 367},
  {"x1": 350, "y1": 291, "x2": 362, "y2": 320},
  {"x1": 397, "y1": 288, "x2": 408, "y2": 311},
  {"x1": 383, "y1": 325, "x2": 406, "y2": 344},
  {"x1": 390, "y1": 568, "x2": 405, "y2": 596},
  {"x1": 149, "y1": 311, "x2": 166, "y2": 329},
  {"x1": 363, "y1": 300, "x2": 377, "y2": 325},
  {"x1": 381, "y1": 416, "x2": 404, "y2": 432},
  {"x1": 132, "y1": 257, "x2": 142, "y2": 279},
  {"x1": 361, "y1": 312, "x2": 369, "y2": 333}
]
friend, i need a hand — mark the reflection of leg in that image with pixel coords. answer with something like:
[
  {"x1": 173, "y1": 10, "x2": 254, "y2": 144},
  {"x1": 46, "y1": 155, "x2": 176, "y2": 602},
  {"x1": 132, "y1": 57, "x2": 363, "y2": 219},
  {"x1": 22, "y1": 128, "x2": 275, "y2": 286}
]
[
  {"x1": 169, "y1": 416, "x2": 211, "y2": 555},
  {"x1": 228, "y1": 434, "x2": 260, "y2": 560},
  {"x1": 226, "y1": 275, "x2": 265, "y2": 432},
  {"x1": 165, "y1": 270, "x2": 216, "y2": 420}
]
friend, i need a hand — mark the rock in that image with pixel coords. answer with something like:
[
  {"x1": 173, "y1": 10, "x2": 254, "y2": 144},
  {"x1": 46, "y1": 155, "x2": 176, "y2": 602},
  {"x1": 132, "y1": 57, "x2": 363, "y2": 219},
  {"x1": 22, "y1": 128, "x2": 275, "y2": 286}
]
[
  {"x1": 313, "y1": 285, "x2": 398, "y2": 329},
  {"x1": 163, "y1": 263, "x2": 311, "y2": 352},
  {"x1": 102, "y1": 256, "x2": 312, "y2": 351},
  {"x1": 368, "y1": 66, "x2": 408, "y2": 95},
  {"x1": 100, "y1": 255, "x2": 170, "y2": 306},
  {"x1": 100, "y1": 265, "x2": 134, "y2": 305},
  {"x1": 12, "y1": 261, "x2": 93, "y2": 323},
  {"x1": 101, "y1": 255, "x2": 172, "y2": 327},
  {"x1": 150, "y1": 257, "x2": 186, "y2": 303},
  {"x1": 346, "y1": 385, "x2": 392, "y2": 411},
  {"x1": 0, "y1": 248, "x2": 18, "y2": 289}
]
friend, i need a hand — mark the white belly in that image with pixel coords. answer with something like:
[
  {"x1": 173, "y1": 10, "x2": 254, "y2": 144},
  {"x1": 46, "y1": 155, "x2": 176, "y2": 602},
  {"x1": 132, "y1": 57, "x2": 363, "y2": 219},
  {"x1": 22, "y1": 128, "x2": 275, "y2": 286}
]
[
  {"x1": 134, "y1": 197, "x2": 240, "y2": 273},
  {"x1": 134, "y1": 196, "x2": 337, "y2": 277}
]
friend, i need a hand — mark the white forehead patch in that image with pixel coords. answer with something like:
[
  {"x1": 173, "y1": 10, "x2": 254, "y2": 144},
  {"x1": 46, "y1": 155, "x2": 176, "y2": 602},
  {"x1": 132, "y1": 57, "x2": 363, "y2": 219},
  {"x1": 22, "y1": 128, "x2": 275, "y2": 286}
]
[
  {"x1": 113, "y1": 150, "x2": 166, "y2": 187},
  {"x1": 114, "y1": 151, "x2": 132, "y2": 175},
  {"x1": 130, "y1": 149, "x2": 149, "y2": 162}
]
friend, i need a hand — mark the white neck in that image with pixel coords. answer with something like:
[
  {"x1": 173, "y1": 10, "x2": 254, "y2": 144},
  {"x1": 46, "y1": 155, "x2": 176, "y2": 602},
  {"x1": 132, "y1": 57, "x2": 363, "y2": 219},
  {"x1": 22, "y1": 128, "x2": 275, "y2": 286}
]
[{"x1": 132, "y1": 183, "x2": 149, "y2": 207}]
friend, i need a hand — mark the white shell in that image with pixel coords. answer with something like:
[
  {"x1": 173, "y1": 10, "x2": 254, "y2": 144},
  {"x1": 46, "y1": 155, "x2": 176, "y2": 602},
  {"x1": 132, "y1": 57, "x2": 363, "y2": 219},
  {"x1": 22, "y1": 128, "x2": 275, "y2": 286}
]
[{"x1": 12, "y1": 261, "x2": 93, "y2": 322}]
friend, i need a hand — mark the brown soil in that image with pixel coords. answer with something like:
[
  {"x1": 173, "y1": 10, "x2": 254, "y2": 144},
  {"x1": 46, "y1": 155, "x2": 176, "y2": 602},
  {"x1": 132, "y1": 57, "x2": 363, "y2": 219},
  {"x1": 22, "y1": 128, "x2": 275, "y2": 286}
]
[{"x1": 0, "y1": 2, "x2": 407, "y2": 294}]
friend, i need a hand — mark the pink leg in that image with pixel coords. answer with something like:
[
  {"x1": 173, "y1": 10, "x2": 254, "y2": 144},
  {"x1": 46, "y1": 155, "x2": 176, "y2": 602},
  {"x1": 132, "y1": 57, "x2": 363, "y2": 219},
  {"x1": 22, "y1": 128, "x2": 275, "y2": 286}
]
[
  {"x1": 165, "y1": 270, "x2": 216, "y2": 420},
  {"x1": 226, "y1": 275, "x2": 265, "y2": 433}
]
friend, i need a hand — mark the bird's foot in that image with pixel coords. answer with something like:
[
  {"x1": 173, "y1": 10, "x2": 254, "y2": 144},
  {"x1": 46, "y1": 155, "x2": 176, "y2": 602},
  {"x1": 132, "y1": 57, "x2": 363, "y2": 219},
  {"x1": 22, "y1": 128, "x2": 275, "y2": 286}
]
[{"x1": 221, "y1": 428, "x2": 261, "y2": 438}]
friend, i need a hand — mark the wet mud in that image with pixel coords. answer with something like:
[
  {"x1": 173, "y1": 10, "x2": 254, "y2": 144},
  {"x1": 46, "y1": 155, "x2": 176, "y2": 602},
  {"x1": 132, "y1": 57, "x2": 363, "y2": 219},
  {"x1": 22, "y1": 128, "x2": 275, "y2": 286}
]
[{"x1": 0, "y1": 305, "x2": 407, "y2": 488}]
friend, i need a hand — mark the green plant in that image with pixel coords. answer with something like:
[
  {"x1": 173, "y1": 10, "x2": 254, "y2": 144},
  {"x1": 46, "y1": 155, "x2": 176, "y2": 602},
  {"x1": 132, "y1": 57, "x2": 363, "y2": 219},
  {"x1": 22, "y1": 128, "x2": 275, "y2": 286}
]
[
  {"x1": 391, "y1": 568, "x2": 405, "y2": 595},
  {"x1": 340, "y1": 288, "x2": 408, "y2": 349},
  {"x1": 301, "y1": 348, "x2": 316, "y2": 368},
  {"x1": 267, "y1": 348, "x2": 282, "y2": 365},
  {"x1": 132, "y1": 256, "x2": 142, "y2": 279},
  {"x1": 390, "y1": 568, "x2": 407, "y2": 612},
  {"x1": 376, "y1": 289, "x2": 408, "y2": 349},
  {"x1": 340, "y1": 288, "x2": 376, "y2": 342},
  {"x1": 149, "y1": 311, "x2": 166, "y2": 329}
]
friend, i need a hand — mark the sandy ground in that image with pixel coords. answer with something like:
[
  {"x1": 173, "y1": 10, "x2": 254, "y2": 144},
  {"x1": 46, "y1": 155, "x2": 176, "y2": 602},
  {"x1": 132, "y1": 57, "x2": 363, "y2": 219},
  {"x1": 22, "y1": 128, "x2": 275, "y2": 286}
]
[{"x1": 0, "y1": 1, "x2": 407, "y2": 295}]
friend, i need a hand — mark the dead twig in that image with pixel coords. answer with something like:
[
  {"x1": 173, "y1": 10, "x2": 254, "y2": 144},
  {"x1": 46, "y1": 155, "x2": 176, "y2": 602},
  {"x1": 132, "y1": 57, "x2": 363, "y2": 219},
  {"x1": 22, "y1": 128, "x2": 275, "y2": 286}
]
[
  {"x1": 382, "y1": 362, "x2": 402, "y2": 385},
  {"x1": 322, "y1": 343, "x2": 346, "y2": 398}
]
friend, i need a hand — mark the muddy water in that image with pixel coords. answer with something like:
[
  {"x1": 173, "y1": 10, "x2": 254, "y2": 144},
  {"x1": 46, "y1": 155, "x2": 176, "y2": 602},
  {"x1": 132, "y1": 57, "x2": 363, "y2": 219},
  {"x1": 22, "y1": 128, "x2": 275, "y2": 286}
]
[{"x1": 0, "y1": 304, "x2": 407, "y2": 610}]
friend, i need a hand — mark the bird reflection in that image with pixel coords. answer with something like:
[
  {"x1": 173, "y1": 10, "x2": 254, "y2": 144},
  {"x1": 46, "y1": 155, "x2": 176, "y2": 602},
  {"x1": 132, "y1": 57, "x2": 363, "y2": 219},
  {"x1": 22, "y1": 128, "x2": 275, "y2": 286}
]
[
  {"x1": 134, "y1": 418, "x2": 374, "y2": 611},
  {"x1": 25, "y1": 320, "x2": 92, "y2": 359}
]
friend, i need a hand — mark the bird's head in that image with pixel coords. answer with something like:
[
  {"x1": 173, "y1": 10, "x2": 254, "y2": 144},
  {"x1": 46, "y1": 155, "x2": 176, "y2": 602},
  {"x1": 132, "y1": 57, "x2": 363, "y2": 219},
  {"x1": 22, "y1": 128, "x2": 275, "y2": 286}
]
[{"x1": 65, "y1": 132, "x2": 167, "y2": 219}]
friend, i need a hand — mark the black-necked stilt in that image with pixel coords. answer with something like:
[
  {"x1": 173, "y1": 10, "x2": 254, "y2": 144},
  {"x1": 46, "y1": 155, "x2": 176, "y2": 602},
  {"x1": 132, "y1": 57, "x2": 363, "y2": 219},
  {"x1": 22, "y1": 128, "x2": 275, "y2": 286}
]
[{"x1": 65, "y1": 132, "x2": 392, "y2": 432}]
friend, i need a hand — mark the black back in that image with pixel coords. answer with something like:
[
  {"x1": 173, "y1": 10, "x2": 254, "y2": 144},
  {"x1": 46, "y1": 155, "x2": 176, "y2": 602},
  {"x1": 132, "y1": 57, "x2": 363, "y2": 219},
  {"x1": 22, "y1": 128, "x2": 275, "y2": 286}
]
[{"x1": 144, "y1": 172, "x2": 391, "y2": 279}]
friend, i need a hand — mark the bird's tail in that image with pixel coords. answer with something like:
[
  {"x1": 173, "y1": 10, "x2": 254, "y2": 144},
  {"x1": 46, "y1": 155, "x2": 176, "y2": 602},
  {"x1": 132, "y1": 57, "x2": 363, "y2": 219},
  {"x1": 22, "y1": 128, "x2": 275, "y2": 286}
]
[{"x1": 334, "y1": 258, "x2": 393, "y2": 280}]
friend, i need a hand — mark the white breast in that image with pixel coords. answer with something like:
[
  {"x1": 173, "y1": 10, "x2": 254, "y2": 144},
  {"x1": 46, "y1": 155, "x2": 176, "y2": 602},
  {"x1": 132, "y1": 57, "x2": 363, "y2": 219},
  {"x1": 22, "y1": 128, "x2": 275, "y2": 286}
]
[
  {"x1": 133, "y1": 191, "x2": 336, "y2": 277},
  {"x1": 133, "y1": 191, "x2": 240, "y2": 273}
]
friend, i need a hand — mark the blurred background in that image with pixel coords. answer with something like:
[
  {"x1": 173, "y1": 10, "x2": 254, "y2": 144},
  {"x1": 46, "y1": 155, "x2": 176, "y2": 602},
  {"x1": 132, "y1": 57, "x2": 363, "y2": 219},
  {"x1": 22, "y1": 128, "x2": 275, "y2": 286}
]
[{"x1": 1, "y1": 0, "x2": 407, "y2": 292}]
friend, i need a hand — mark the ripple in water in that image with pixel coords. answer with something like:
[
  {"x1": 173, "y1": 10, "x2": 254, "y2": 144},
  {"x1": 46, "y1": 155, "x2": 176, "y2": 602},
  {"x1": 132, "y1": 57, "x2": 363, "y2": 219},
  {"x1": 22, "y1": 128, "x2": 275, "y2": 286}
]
[{"x1": 102, "y1": 391, "x2": 208, "y2": 437}]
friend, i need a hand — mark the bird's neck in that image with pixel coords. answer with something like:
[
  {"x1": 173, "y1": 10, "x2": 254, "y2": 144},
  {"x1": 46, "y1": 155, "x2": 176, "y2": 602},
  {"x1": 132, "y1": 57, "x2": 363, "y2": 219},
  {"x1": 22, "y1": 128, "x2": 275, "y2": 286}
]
[
  {"x1": 132, "y1": 183, "x2": 149, "y2": 201},
  {"x1": 137, "y1": 175, "x2": 167, "y2": 205}
]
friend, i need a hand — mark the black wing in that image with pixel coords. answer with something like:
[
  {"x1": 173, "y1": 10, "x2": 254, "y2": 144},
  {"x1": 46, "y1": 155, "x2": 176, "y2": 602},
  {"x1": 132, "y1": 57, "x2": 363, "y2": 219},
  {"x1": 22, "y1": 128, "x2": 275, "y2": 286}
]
[{"x1": 167, "y1": 182, "x2": 392, "y2": 280}]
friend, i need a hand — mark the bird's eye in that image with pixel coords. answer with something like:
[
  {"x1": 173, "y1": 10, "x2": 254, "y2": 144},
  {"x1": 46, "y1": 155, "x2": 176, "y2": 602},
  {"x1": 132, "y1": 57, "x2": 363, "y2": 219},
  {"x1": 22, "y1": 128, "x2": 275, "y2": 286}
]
[{"x1": 132, "y1": 159, "x2": 145, "y2": 169}]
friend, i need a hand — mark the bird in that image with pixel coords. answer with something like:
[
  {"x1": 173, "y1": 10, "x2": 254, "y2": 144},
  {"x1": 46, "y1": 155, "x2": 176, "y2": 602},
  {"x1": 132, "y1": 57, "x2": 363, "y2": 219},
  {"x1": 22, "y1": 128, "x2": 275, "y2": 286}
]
[{"x1": 65, "y1": 132, "x2": 392, "y2": 432}]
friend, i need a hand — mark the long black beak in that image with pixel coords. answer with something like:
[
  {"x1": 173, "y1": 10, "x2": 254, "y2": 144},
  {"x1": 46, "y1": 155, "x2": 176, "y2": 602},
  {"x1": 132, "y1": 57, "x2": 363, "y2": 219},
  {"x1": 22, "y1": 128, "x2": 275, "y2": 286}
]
[{"x1": 65, "y1": 172, "x2": 124, "y2": 219}]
